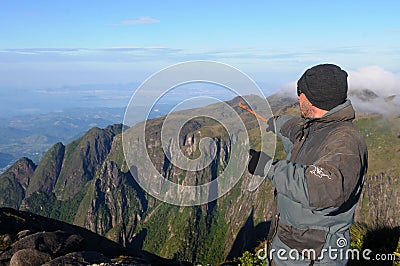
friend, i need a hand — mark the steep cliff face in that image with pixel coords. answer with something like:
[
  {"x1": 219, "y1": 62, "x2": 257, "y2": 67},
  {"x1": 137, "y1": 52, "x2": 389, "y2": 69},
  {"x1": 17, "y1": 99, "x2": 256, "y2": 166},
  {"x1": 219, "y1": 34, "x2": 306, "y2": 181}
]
[
  {"x1": 135, "y1": 134, "x2": 239, "y2": 263},
  {"x1": 355, "y1": 174, "x2": 400, "y2": 225},
  {"x1": 118, "y1": 111, "x2": 276, "y2": 264},
  {"x1": 75, "y1": 160, "x2": 146, "y2": 246},
  {"x1": 0, "y1": 157, "x2": 36, "y2": 208}
]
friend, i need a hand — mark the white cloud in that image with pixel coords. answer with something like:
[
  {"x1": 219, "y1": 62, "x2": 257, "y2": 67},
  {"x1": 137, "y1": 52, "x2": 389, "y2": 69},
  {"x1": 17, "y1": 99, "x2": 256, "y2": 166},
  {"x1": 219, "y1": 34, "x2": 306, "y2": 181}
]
[
  {"x1": 348, "y1": 66, "x2": 400, "y2": 97},
  {"x1": 110, "y1": 16, "x2": 160, "y2": 26},
  {"x1": 384, "y1": 29, "x2": 400, "y2": 33},
  {"x1": 275, "y1": 81, "x2": 297, "y2": 97}
]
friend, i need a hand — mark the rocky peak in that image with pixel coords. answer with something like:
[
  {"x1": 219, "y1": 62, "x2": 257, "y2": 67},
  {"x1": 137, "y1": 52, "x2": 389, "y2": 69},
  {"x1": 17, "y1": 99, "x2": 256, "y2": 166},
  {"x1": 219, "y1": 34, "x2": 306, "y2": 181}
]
[
  {"x1": 4, "y1": 157, "x2": 36, "y2": 190},
  {"x1": 349, "y1": 88, "x2": 379, "y2": 102},
  {"x1": 25, "y1": 142, "x2": 65, "y2": 197},
  {"x1": 53, "y1": 125, "x2": 120, "y2": 200},
  {"x1": 0, "y1": 157, "x2": 36, "y2": 209},
  {"x1": 104, "y1": 123, "x2": 127, "y2": 135}
]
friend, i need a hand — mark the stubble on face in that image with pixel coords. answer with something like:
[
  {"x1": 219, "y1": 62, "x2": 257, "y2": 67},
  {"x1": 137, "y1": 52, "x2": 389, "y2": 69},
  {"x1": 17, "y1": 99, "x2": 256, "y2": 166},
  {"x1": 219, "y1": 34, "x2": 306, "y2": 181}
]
[{"x1": 299, "y1": 95, "x2": 314, "y2": 118}]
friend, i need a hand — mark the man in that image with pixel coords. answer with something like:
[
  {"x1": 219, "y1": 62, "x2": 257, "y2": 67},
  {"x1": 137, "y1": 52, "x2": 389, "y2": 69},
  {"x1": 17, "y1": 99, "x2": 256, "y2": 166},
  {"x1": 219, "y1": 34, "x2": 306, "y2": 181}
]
[{"x1": 248, "y1": 64, "x2": 368, "y2": 265}]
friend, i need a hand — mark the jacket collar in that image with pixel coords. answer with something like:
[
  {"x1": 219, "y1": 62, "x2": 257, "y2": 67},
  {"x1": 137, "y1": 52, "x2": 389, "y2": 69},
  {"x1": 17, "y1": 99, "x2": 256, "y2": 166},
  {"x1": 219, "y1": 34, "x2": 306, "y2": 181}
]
[{"x1": 319, "y1": 99, "x2": 355, "y2": 123}]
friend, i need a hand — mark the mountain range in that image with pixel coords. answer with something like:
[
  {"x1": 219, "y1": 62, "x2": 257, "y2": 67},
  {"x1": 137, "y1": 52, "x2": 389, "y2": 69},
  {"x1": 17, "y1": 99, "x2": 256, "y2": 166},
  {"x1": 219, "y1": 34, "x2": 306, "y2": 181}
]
[
  {"x1": 0, "y1": 91, "x2": 399, "y2": 265},
  {"x1": 0, "y1": 104, "x2": 176, "y2": 172}
]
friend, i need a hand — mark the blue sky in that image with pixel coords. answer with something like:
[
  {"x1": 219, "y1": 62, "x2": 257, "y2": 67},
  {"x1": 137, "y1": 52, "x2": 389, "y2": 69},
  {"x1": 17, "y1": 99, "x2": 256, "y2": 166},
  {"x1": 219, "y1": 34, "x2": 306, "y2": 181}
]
[{"x1": 0, "y1": 0, "x2": 399, "y2": 114}]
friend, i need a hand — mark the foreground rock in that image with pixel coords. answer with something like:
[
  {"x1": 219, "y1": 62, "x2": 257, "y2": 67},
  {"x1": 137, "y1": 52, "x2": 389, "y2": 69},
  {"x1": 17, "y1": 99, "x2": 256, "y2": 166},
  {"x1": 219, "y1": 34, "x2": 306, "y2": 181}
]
[
  {"x1": 0, "y1": 208, "x2": 189, "y2": 266},
  {"x1": 10, "y1": 249, "x2": 51, "y2": 266},
  {"x1": 42, "y1": 251, "x2": 110, "y2": 266}
]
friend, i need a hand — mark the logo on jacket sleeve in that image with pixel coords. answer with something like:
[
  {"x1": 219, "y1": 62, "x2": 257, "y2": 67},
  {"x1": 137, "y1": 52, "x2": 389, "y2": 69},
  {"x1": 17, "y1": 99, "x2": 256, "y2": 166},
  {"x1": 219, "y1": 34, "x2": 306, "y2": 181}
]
[{"x1": 309, "y1": 165, "x2": 331, "y2": 180}]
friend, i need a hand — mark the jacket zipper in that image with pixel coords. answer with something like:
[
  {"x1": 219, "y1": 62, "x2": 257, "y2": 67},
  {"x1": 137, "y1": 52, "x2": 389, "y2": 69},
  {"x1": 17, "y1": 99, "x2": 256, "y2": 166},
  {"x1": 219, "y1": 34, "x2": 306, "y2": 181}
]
[{"x1": 267, "y1": 212, "x2": 280, "y2": 264}]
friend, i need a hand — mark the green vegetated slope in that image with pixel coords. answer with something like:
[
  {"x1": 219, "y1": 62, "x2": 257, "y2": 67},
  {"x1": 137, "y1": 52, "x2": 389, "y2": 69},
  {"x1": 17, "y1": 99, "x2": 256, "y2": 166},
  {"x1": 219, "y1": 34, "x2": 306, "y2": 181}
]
[
  {"x1": 354, "y1": 115, "x2": 400, "y2": 176},
  {"x1": 353, "y1": 114, "x2": 400, "y2": 227},
  {"x1": 0, "y1": 92, "x2": 399, "y2": 265}
]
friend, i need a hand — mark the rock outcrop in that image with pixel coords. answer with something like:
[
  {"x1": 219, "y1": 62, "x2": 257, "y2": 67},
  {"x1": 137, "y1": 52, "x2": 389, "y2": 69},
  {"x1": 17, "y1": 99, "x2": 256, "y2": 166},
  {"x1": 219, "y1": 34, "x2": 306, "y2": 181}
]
[{"x1": 0, "y1": 207, "x2": 190, "y2": 266}]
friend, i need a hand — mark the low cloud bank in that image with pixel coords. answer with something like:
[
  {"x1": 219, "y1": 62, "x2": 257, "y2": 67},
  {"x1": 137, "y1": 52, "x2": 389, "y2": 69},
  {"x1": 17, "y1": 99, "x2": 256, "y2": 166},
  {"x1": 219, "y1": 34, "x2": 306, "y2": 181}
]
[
  {"x1": 348, "y1": 66, "x2": 399, "y2": 116},
  {"x1": 348, "y1": 66, "x2": 399, "y2": 97}
]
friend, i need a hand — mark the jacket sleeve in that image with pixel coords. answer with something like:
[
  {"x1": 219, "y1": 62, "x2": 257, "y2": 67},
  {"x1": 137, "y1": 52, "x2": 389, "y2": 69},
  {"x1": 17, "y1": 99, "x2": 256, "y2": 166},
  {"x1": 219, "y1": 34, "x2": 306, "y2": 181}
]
[
  {"x1": 303, "y1": 130, "x2": 367, "y2": 209},
  {"x1": 267, "y1": 160, "x2": 310, "y2": 206},
  {"x1": 274, "y1": 116, "x2": 302, "y2": 155},
  {"x1": 266, "y1": 130, "x2": 367, "y2": 211}
]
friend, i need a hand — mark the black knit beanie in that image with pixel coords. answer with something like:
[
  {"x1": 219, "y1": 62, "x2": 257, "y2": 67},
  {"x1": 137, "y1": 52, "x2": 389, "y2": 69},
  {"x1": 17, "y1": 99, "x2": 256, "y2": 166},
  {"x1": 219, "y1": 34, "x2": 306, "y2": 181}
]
[{"x1": 297, "y1": 64, "x2": 348, "y2": 111}]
